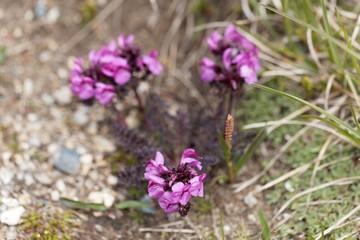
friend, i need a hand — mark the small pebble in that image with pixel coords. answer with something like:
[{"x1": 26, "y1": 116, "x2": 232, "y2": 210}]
[
  {"x1": 6, "y1": 226, "x2": 17, "y2": 240},
  {"x1": 24, "y1": 173, "x2": 34, "y2": 186},
  {"x1": 24, "y1": 9, "x2": 34, "y2": 22},
  {"x1": 41, "y1": 93, "x2": 55, "y2": 106},
  {"x1": 57, "y1": 68, "x2": 68, "y2": 79},
  {"x1": 51, "y1": 190, "x2": 60, "y2": 201},
  {"x1": 34, "y1": 173, "x2": 53, "y2": 185},
  {"x1": 80, "y1": 154, "x2": 93, "y2": 165},
  {"x1": 23, "y1": 78, "x2": 34, "y2": 97},
  {"x1": 1, "y1": 197, "x2": 19, "y2": 208},
  {"x1": 0, "y1": 168, "x2": 15, "y2": 185},
  {"x1": 285, "y1": 181, "x2": 295, "y2": 192},
  {"x1": 2, "y1": 151, "x2": 12, "y2": 162},
  {"x1": 0, "y1": 206, "x2": 25, "y2": 226},
  {"x1": 52, "y1": 147, "x2": 80, "y2": 175},
  {"x1": 223, "y1": 225, "x2": 232, "y2": 235},
  {"x1": 12, "y1": 27, "x2": 23, "y2": 38},
  {"x1": 244, "y1": 193, "x2": 258, "y2": 208},
  {"x1": 46, "y1": 7, "x2": 60, "y2": 24},
  {"x1": 74, "y1": 107, "x2": 89, "y2": 125},
  {"x1": 55, "y1": 179, "x2": 66, "y2": 192},
  {"x1": 106, "y1": 175, "x2": 118, "y2": 186},
  {"x1": 39, "y1": 51, "x2": 52, "y2": 63},
  {"x1": 35, "y1": 0, "x2": 47, "y2": 19}
]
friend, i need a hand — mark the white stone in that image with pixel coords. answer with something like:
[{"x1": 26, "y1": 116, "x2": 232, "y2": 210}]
[
  {"x1": 102, "y1": 192, "x2": 115, "y2": 208},
  {"x1": 125, "y1": 110, "x2": 139, "y2": 129},
  {"x1": 24, "y1": 173, "x2": 34, "y2": 186},
  {"x1": 54, "y1": 86, "x2": 72, "y2": 105},
  {"x1": 27, "y1": 113, "x2": 38, "y2": 122},
  {"x1": 94, "y1": 136, "x2": 115, "y2": 153},
  {"x1": 39, "y1": 51, "x2": 52, "y2": 62},
  {"x1": 74, "y1": 107, "x2": 89, "y2": 125},
  {"x1": 41, "y1": 93, "x2": 55, "y2": 106},
  {"x1": 88, "y1": 191, "x2": 114, "y2": 208},
  {"x1": 1, "y1": 197, "x2": 19, "y2": 208},
  {"x1": 46, "y1": 7, "x2": 60, "y2": 24},
  {"x1": 2, "y1": 151, "x2": 12, "y2": 162},
  {"x1": 23, "y1": 78, "x2": 34, "y2": 97},
  {"x1": 12, "y1": 27, "x2": 23, "y2": 38},
  {"x1": 51, "y1": 190, "x2": 60, "y2": 201},
  {"x1": 47, "y1": 143, "x2": 59, "y2": 154},
  {"x1": 24, "y1": 9, "x2": 34, "y2": 21},
  {"x1": 80, "y1": 154, "x2": 93, "y2": 165},
  {"x1": 57, "y1": 68, "x2": 68, "y2": 79},
  {"x1": 106, "y1": 175, "x2": 118, "y2": 186},
  {"x1": 0, "y1": 168, "x2": 14, "y2": 185},
  {"x1": 285, "y1": 181, "x2": 295, "y2": 192},
  {"x1": 6, "y1": 226, "x2": 17, "y2": 240},
  {"x1": 0, "y1": 206, "x2": 25, "y2": 225},
  {"x1": 34, "y1": 173, "x2": 52, "y2": 185},
  {"x1": 244, "y1": 193, "x2": 258, "y2": 208},
  {"x1": 55, "y1": 179, "x2": 66, "y2": 192},
  {"x1": 223, "y1": 225, "x2": 232, "y2": 235},
  {"x1": 137, "y1": 81, "x2": 150, "y2": 94}
]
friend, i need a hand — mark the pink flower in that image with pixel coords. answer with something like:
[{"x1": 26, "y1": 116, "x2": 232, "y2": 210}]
[
  {"x1": 189, "y1": 174, "x2": 206, "y2": 197},
  {"x1": 95, "y1": 82, "x2": 115, "y2": 105},
  {"x1": 142, "y1": 50, "x2": 163, "y2": 76},
  {"x1": 144, "y1": 149, "x2": 206, "y2": 216},
  {"x1": 200, "y1": 57, "x2": 216, "y2": 83},
  {"x1": 158, "y1": 192, "x2": 180, "y2": 214},
  {"x1": 118, "y1": 34, "x2": 135, "y2": 50},
  {"x1": 206, "y1": 31, "x2": 222, "y2": 52},
  {"x1": 200, "y1": 24, "x2": 261, "y2": 90},
  {"x1": 70, "y1": 75, "x2": 95, "y2": 100},
  {"x1": 180, "y1": 148, "x2": 202, "y2": 170}
]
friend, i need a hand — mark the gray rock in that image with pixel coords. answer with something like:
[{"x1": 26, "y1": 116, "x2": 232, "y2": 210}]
[
  {"x1": 52, "y1": 147, "x2": 80, "y2": 174},
  {"x1": 138, "y1": 195, "x2": 155, "y2": 214},
  {"x1": 35, "y1": 0, "x2": 47, "y2": 19}
]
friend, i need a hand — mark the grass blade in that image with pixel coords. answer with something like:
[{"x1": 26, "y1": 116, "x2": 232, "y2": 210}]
[
  {"x1": 234, "y1": 129, "x2": 266, "y2": 173},
  {"x1": 320, "y1": 0, "x2": 340, "y2": 66},
  {"x1": 115, "y1": 200, "x2": 151, "y2": 210},
  {"x1": 253, "y1": 84, "x2": 360, "y2": 144},
  {"x1": 261, "y1": 4, "x2": 360, "y2": 61},
  {"x1": 258, "y1": 211, "x2": 271, "y2": 240},
  {"x1": 60, "y1": 197, "x2": 108, "y2": 211}
]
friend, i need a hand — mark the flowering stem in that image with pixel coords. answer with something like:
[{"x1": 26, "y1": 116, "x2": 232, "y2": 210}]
[
  {"x1": 227, "y1": 92, "x2": 235, "y2": 115},
  {"x1": 133, "y1": 87, "x2": 145, "y2": 114}
]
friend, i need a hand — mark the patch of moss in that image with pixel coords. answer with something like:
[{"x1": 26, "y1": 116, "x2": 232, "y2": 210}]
[{"x1": 22, "y1": 210, "x2": 78, "y2": 240}]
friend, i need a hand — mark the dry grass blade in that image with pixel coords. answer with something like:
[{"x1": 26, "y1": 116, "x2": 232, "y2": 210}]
[
  {"x1": 139, "y1": 228, "x2": 196, "y2": 234},
  {"x1": 306, "y1": 28, "x2": 322, "y2": 68},
  {"x1": 58, "y1": 0, "x2": 124, "y2": 55},
  {"x1": 314, "y1": 206, "x2": 360, "y2": 240},
  {"x1": 233, "y1": 126, "x2": 310, "y2": 193},
  {"x1": 272, "y1": 177, "x2": 360, "y2": 221},
  {"x1": 304, "y1": 136, "x2": 333, "y2": 213}
]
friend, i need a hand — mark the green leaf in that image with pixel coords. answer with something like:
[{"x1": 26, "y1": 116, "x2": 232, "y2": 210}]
[
  {"x1": 258, "y1": 211, "x2": 271, "y2": 240},
  {"x1": 0, "y1": 47, "x2": 6, "y2": 64},
  {"x1": 261, "y1": 4, "x2": 360, "y2": 61},
  {"x1": 320, "y1": 0, "x2": 340, "y2": 66},
  {"x1": 218, "y1": 132, "x2": 231, "y2": 163},
  {"x1": 115, "y1": 201, "x2": 151, "y2": 210},
  {"x1": 253, "y1": 84, "x2": 360, "y2": 146},
  {"x1": 234, "y1": 129, "x2": 266, "y2": 173},
  {"x1": 60, "y1": 197, "x2": 108, "y2": 211}
]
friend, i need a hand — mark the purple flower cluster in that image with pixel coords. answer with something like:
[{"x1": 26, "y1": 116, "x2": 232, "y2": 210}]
[
  {"x1": 70, "y1": 34, "x2": 163, "y2": 105},
  {"x1": 144, "y1": 149, "x2": 206, "y2": 216},
  {"x1": 200, "y1": 25, "x2": 261, "y2": 90}
]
